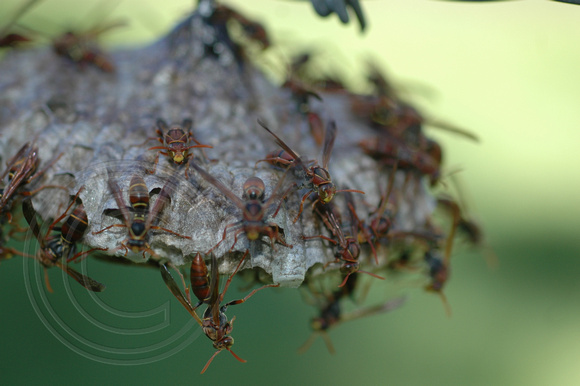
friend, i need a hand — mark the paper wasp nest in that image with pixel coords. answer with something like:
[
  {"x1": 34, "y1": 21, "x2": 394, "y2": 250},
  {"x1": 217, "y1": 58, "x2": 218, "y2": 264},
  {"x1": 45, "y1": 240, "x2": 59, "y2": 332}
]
[{"x1": 0, "y1": 11, "x2": 435, "y2": 288}]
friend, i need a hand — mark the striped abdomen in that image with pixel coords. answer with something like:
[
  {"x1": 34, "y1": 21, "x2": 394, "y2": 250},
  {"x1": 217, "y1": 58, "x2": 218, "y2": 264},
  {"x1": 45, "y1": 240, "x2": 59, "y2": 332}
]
[
  {"x1": 129, "y1": 175, "x2": 149, "y2": 220},
  {"x1": 190, "y1": 253, "x2": 211, "y2": 304},
  {"x1": 60, "y1": 204, "x2": 89, "y2": 247}
]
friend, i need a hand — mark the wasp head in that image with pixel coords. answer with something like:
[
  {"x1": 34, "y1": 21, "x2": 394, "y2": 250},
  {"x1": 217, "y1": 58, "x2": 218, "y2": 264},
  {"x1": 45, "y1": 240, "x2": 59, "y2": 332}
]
[{"x1": 318, "y1": 183, "x2": 336, "y2": 203}]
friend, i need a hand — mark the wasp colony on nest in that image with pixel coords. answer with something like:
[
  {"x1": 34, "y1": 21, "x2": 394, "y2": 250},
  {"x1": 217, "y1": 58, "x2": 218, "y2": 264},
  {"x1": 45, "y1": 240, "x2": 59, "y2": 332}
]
[{"x1": 0, "y1": 0, "x2": 486, "y2": 374}]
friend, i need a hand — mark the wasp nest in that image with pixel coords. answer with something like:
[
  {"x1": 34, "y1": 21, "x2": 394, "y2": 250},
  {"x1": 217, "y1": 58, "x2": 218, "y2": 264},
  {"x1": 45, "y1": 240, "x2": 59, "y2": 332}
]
[{"x1": 0, "y1": 8, "x2": 440, "y2": 289}]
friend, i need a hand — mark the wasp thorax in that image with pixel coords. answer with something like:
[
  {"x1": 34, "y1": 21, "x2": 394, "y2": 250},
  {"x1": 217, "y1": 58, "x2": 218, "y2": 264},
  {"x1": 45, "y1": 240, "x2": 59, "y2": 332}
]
[
  {"x1": 47, "y1": 239, "x2": 63, "y2": 262},
  {"x1": 130, "y1": 222, "x2": 146, "y2": 237},
  {"x1": 245, "y1": 202, "x2": 263, "y2": 220},
  {"x1": 346, "y1": 240, "x2": 360, "y2": 260},
  {"x1": 312, "y1": 166, "x2": 331, "y2": 181}
]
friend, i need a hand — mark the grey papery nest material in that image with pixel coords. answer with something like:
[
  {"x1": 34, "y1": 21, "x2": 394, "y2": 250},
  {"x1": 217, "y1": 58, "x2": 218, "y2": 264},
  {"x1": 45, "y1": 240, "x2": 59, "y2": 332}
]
[{"x1": 0, "y1": 11, "x2": 435, "y2": 288}]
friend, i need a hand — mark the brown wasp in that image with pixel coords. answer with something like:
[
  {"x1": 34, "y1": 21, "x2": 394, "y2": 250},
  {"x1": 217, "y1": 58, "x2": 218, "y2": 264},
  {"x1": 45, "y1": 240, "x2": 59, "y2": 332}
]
[
  {"x1": 281, "y1": 52, "x2": 326, "y2": 114},
  {"x1": 0, "y1": 33, "x2": 31, "y2": 48},
  {"x1": 300, "y1": 296, "x2": 405, "y2": 353},
  {"x1": 359, "y1": 61, "x2": 480, "y2": 144},
  {"x1": 423, "y1": 249, "x2": 452, "y2": 317},
  {"x1": 189, "y1": 161, "x2": 293, "y2": 252},
  {"x1": 26, "y1": 187, "x2": 106, "y2": 265},
  {"x1": 299, "y1": 272, "x2": 358, "y2": 354},
  {"x1": 93, "y1": 173, "x2": 190, "y2": 258},
  {"x1": 0, "y1": 0, "x2": 40, "y2": 49},
  {"x1": 257, "y1": 119, "x2": 364, "y2": 223},
  {"x1": 408, "y1": 206, "x2": 459, "y2": 317},
  {"x1": 0, "y1": 143, "x2": 65, "y2": 222},
  {"x1": 51, "y1": 17, "x2": 125, "y2": 73},
  {"x1": 160, "y1": 251, "x2": 278, "y2": 373},
  {"x1": 437, "y1": 195, "x2": 498, "y2": 268},
  {"x1": 208, "y1": 3, "x2": 271, "y2": 49},
  {"x1": 286, "y1": 51, "x2": 347, "y2": 95},
  {"x1": 359, "y1": 133, "x2": 442, "y2": 186},
  {"x1": 217, "y1": 4, "x2": 270, "y2": 48},
  {"x1": 299, "y1": 273, "x2": 405, "y2": 354},
  {"x1": 22, "y1": 191, "x2": 105, "y2": 293},
  {"x1": 63, "y1": 192, "x2": 108, "y2": 263},
  {"x1": 347, "y1": 163, "x2": 399, "y2": 264},
  {"x1": 304, "y1": 200, "x2": 384, "y2": 287},
  {"x1": 147, "y1": 118, "x2": 212, "y2": 177},
  {"x1": 199, "y1": 1, "x2": 270, "y2": 67},
  {"x1": 283, "y1": 77, "x2": 322, "y2": 114}
]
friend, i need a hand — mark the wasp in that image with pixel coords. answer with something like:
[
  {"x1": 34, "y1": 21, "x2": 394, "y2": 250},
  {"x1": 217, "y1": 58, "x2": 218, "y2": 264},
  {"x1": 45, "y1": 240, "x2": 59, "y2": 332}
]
[
  {"x1": 198, "y1": 1, "x2": 270, "y2": 67},
  {"x1": 0, "y1": 143, "x2": 64, "y2": 222},
  {"x1": 257, "y1": 119, "x2": 364, "y2": 223},
  {"x1": 21, "y1": 193, "x2": 105, "y2": 293},
  {"x1": 286, "y1": 51, "x2": 347, "y2": 95},
  {"x1": 304, "y1": 200, "x2": 384, "y2": 287},
  {"x1": 347, "y1": 163, "x2": 399, "y2": 264},
  {"x1": 437, "y1": 195, "x2": 498, "y2": 268},
  {"x1": 423, "y1": 249, "x2": 453, "y2": 317},
  {"x1": 52, "y1": 18, "x2": 125, "y2": 73},
  {"x1": 190, "y1": 162, "x2": 293, "y2": 252},
  {"x1": 0, "y1": 33, "x2": 32, "y2": 48},
  {"x1": 282, "y1": 76, "x2": 322, "y2": 114},
  {"x1": 409, "y1": 206, "x2": 459, "y2": 317},
  {"x1": 63, "y1": 195, "x2": 108, "y2": 263},
  {"x1": 283, "y1": 52, "x2": 325, "y2": 112},
  {"x1": 147, "y1": 118, "x2": 212, "y2": 177},
  {"x1": 93, "y1": 173, "x2": 190, "y2": 258},
  {"x1": 298, "y1": 272, "x2": 358, "y2": 354},
  {"x1": 160, "y1": 251, "x2": 278, "y2": 374},
  {"x1": 31, "y1": 187, "x2": 106, "y2": 264},
  {"x1": 380, "y1": 102, "x2": 479, "y2": 149},
  {"x1": 299, "y1": 273, "x2": 405, "y2": 354},
  {"x1": 359, "y1": 133, "x2": 442, "y2": 186},
  {"x1": 207, "y1": 3, "x2": 270, "y2": 49},
  {"x1": 301, "y1": 295, "x2": 406, "y2": 353},
  {"x1": 213, "y1": 4, "x2": 270, "y2": 48},
  {"x1": 353, "y1": 65, "x2": 479, "y2": 148},
  {"x1": 0, "y1": 0, "x2": 40, "y2": 49}
]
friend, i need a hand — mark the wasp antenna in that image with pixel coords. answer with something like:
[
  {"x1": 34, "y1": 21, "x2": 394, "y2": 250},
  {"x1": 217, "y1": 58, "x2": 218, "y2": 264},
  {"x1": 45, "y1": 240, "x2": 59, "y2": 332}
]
[
  {"x1": 357, "y1": 269, "x2": 385, "y2": 282},
  {"x1": 335, "y1": 188, "x2": 365, "y2": 195},
  {"x1": 200, "y1": 350, "x2": 221, "y2": 374},
  {"x1": 320, "y1": 331, "x2": 336, "y2": 355},
  {"x1": 439, "y1": 292, "x2": 452, "y2": 318},
  {"x1": 227, "y1": 347, "x2": 247, "y2": 363},
  {"x1": 297, "y1": 332, "x2": 318, "y2": 355}
]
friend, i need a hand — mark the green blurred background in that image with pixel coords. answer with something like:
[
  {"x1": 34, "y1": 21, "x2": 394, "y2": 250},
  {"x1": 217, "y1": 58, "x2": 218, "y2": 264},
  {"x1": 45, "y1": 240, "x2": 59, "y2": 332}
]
[{"x1": 1, "y1": 0, "x2": 579, "y2": 385}]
